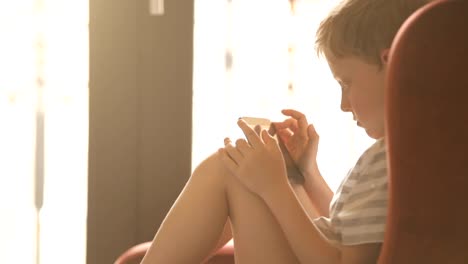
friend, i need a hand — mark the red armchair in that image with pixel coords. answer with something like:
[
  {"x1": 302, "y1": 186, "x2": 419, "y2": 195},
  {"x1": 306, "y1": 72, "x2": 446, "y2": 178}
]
[
  {"x1": 114, "y1": 240, "x2": 234, "y2": 264},
  {"x1": 115, "y1": 1, "x2": 468, "y2": 263},
  {"x1": 379, "y1": 0, "x2": 468, "y2": 263}
]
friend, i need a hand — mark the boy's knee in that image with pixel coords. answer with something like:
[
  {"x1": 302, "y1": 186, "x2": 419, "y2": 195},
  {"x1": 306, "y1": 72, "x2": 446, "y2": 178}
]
[
  {"x1": 191, "y1": 151, "x2": 231, "y2": 182},
  {"x1": 191, "y1": 151, "x2": 250, "y2": 200}
]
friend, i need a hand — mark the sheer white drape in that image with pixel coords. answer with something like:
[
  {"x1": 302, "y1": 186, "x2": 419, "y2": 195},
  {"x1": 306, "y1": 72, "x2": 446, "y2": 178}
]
[
  {"x1": 0, "y1": 1, "x2": 88, "y2": 263},
  {"x1": 192, "y1": 0, "x2": 374, "y2": 191}
]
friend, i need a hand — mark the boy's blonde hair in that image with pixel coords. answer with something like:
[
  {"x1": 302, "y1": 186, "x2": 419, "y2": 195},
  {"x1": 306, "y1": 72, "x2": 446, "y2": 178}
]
[{"x1": 316, "y1": 0, "x2": 430, "y2": 65}]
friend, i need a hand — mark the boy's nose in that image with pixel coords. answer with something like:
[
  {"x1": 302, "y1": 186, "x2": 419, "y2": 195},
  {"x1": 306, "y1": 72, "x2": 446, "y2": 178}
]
[{"x1": 340, "y1": 94, "x2": 352, "y2": 112}]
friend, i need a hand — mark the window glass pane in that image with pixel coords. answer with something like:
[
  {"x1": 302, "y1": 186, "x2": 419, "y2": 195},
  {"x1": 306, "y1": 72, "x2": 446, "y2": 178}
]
[
  {"x1": 0, "y1": 1, "x2": 88, "y2": 263},
  {"x1": 0, "y1": 2, "x2": 37, "y2": 263},
  {"x1": 39, "y1": 0, "x2": 88, "y2": 263},
  {"x1": 193, "y1": 0, "x2": 374, "y2": 191}
]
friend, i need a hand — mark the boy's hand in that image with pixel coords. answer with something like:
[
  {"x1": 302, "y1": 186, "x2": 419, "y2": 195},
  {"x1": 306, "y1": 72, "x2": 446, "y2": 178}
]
[
  {"x1": 219, "y1": 119, "x2": 289, "y2": 199},
  {"x1": 273, "y1": 109, "x2": 320, "y2": 177}
]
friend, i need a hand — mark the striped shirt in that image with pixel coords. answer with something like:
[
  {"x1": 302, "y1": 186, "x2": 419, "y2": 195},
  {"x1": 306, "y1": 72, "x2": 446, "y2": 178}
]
[{"x1": 312, "y1": 138, "x2": 387, "y2": 247}]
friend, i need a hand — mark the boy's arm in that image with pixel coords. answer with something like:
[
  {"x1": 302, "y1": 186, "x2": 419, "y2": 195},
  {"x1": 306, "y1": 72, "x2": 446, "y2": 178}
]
[
  {"x1": 341, "y1": 244, "x2": 382, "y2": 264},
  {"x1": 263, "y1": 182, "x2": 381, "y2": 264},
  {"x1": 301, "y1": 162, "x2": 334, "y2": 217},
  {"x1": 274, "y1": 109, "x2": 333, "y2": 216}
]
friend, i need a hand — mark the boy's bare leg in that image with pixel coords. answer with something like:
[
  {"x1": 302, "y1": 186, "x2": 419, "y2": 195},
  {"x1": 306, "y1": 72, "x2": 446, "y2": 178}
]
[
  {"x1": 141, "y1": 153, "x2": 232, "y2": 264},
  {"x1": 226, "y1": 173, "x2": 303, "y2": 263},
  {"x1": 141, "y1": 152, "x2": 310, "y2": 263},
  {"x1": 201, "y1": 220, "x2": 233, "y2": 263}
]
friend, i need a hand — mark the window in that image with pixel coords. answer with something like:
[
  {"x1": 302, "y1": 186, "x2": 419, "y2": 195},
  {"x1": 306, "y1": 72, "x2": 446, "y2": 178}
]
[
  {"x1": 0, "y1": 1, "x2": 88, "y2": 263},
  {"x1": 192, "y1": 0, "x2": 374, "y2": 191}
]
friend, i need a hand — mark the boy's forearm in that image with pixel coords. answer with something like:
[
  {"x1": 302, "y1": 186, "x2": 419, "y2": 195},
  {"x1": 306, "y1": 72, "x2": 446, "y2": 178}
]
[
  {"x1": 302, "y1": 163, "x2": 333, "y2": 217},
  {"x1": 262, "y1": 183, "x2": 341, "y2": 264}
]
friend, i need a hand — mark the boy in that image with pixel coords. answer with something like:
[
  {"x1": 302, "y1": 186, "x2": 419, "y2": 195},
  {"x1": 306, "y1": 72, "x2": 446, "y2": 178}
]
[{"x1": 141, "y1": 0, "x2": 430, "y2": 263}]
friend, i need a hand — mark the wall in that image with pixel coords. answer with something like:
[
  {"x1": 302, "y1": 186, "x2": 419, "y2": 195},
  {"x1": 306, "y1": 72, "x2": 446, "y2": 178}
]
[{"x1": 88, "y1": 0, "x2": 193, "y2": 263}]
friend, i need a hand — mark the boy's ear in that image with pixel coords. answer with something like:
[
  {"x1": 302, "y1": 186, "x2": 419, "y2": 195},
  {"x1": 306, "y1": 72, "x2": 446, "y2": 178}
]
[{"x1": 380, "y1": 49, "x2": 390, "y2": 65}]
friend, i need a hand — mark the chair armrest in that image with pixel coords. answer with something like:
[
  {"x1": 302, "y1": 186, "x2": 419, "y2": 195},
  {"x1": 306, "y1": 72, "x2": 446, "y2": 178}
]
[
  {"x1": 114, "y1": 240, "x2": 235, "y2": 264},
  {"x1": 114, "y1": 242, "x2": 152, "y2": 264}
]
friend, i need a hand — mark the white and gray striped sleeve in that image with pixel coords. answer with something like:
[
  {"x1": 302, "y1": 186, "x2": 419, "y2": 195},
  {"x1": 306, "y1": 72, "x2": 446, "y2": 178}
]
[{"x1": 336, "y1": 142, "x2": 388, "y2": 245}]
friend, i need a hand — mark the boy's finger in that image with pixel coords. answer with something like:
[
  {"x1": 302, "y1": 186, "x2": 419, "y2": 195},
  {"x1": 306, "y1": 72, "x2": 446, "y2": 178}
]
[
  {"x1": 307, "y1": 123, "x2": 318, "y2": 136},
  {"x1": 281, "y1": 109, "x2": 308, "y2": 136},
  {"x1": 268, "y1": 123, "x2": 277, "y2": 136},
  {"x1": 224, "y1": 138, "x2": 243, "y2": 162},
  {"x1": 272, "y1": 119, "x2": 298, "y2": 136},
  {"x1": 277, "y1": 128, "x2": 293, "y2": 142},
  {"x1": 281, "y1": 109, "x2": 308, "y2": 127},
  {"x1": 254, "y1": 124, "x2": 262, "y2": 135},
  {"x1": 307, "y1": 124, "x2": 319, "y2": 142},
  {"x1": 261, "y1": 129, "x2": 276, "y2": 145},
  {"x1": 237, "y1": 119, "x2": 262, "y2": 148},
  {"x1": 272, "y1": 118, "x2": 297, "y2": 129},
  {"x1": 235, "y1": 138, "x2": 251, "y2": 155},
  {"x1": 218, "y1": 148, "x2": 238, "y2": 173}
]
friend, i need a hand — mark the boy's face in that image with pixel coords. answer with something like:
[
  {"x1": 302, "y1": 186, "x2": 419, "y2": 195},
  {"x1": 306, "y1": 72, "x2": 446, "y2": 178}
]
[{"x1": 325, "y1": 52, "x2": 388, "y2": 139}]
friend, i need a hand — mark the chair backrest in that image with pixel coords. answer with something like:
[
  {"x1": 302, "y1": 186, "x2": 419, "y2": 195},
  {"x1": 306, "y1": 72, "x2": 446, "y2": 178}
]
[{"x1": 379, "y1": 0, "x2": 468, "y2": 263}]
